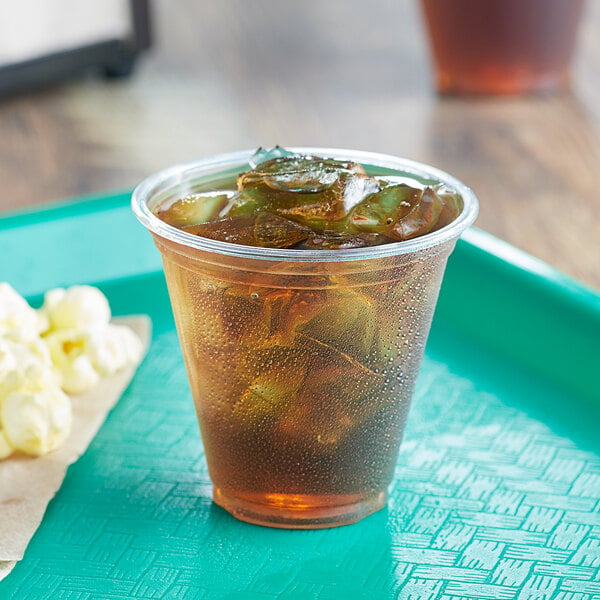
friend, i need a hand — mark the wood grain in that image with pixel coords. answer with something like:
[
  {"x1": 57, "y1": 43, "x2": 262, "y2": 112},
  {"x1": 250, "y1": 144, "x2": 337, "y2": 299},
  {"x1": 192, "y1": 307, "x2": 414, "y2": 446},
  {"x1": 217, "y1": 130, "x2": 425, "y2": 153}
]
[{"x1": 0, "y1": 0, "x2": 598, "y2": 289}]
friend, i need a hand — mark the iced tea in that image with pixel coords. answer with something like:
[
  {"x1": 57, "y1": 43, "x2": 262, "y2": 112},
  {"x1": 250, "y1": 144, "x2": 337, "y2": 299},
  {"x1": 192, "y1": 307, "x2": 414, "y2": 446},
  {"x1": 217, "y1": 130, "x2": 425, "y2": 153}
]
[
  {"x1": 421, "y1": 0, "x2": 584, "y2": 95},
  {"x1": 132, "y1": 148, "x2": 478, "y2": 528}
]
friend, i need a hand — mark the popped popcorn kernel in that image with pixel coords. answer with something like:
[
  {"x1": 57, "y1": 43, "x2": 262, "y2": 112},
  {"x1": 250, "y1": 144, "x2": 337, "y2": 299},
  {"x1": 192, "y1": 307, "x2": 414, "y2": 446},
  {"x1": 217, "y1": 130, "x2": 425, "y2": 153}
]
[
  {"x1": 44, "y1": 330, "x2": 100, "y2": 395},
  {"x1": 41, "y1": 285, "x2": 111, "y2": 332},
  {"x1": 0, "y1": 338, "x2": 57, "y2": 401},
  {"x1": 0, "y1": 283, "x2": 46, "y2": 342},
  {"x1": 1, "y1": 387, "x2": 72, "y2": 456},
  {"x1": 87, "y1": 324, "x2": 144, "y2": 376}
]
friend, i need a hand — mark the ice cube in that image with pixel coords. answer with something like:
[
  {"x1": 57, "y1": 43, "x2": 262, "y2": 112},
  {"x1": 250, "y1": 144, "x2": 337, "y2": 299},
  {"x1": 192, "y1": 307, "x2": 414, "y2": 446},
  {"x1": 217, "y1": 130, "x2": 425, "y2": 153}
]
[
  {"x1": 248, "y1": 145, "x2": 296, "y2": 169},
  {"x1": 233, "y1": 343, "x2": 309, "y2": 423},
  {"x1": 224, "y1": 156, "x2": 389, "y2": 234},
  {"x1": 238, "y1": 156, "x2": 365, "y2": 194},
  {"x1": 226, "y1": 183, "x2": 348, "y2": 231},
  {"x1": 157, "y1": 192, "x2": 234, "y2": 227},
  {"x1": 433, "y1": 185, "x2": 462, "y2": 229},
  {"x1": 342, "y1": 171, "x2": 381, "y2": 213},
  {"x1": 392, "y1": 187, "x2": 444, "y2": 240},
  {"x1": 299, "y1": 288, "x2": 377, "y2": 358},
  {"x1": 349, "y1": 182, "x2": 421, "y2": 234},
  {"x1": 276, "y1": 333, "x2": 386, "y2": 450},
  {"x1": 183, "y1": 213, "x2": 311, "y2": 248},
  {"x1": 232, "y1": 364, "x2": 307, "y2": 424},
  {"x1": 300, "y1": 232, "x2": 389, "y2": 249},
  {"x1": 261, "y1": 289, "x2": 328, "y2": 345}
]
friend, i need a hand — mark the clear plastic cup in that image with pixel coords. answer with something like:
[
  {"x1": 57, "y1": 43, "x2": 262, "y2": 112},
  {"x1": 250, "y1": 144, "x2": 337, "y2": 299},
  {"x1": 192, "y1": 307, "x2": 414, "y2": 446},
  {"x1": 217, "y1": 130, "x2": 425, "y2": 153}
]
[
  {"x1": 132, "y1": 148, "x2": 478, "y2": 528},
  {"x1": 420, "y1": 0, "x2": 584, "y2": 96}
]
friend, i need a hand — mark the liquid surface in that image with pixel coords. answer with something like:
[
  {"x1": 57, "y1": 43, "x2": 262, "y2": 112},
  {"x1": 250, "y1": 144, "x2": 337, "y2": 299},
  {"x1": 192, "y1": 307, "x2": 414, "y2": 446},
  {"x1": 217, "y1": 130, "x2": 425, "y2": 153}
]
[{"x1": 156, "y1": 148, "x2": 462, "y2": 249}]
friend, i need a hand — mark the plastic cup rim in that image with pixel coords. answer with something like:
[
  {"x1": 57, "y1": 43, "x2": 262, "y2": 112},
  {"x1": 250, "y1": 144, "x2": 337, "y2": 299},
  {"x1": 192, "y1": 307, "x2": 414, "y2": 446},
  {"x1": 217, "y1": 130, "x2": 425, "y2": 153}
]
[{"x1": 131, "y1": 147, "x2": 479, "y2": 262}]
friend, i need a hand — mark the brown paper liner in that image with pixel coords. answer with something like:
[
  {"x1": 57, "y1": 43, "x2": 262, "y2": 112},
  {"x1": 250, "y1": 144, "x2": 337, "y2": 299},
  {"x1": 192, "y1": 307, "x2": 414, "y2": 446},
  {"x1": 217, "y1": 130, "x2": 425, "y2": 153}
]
[{"x1": 0, "y1": 316, "x2": 151, "y2": 581}]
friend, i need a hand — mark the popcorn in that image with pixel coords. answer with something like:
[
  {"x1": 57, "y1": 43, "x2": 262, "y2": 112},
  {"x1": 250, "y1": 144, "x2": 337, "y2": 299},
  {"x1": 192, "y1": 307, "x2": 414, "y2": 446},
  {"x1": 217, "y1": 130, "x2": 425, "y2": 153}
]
[
  {"x1": 44, "y1": 330, "x2": 100, "y2": 395},
  {"x1": 0, "y1": 338, "x2": 57, "y2": 401},
  {"x1": 1, "y1": 387, "x2": 72, "y2": 456},
  {"x1": 87, "y1": 324, "x2": 144, "y2": 376},
  {"x1": 41, "y1": 285, "x2": 111, "y2": 332},
  {"x1": 0, "y1": 338, "x2": 18, "y2": 380},
  {"x1": 0, "y1": 283, "x2": 46, "y2": 342},
  {"x1": 0, "y1": 282, "x2": 143, "y2": 458}
]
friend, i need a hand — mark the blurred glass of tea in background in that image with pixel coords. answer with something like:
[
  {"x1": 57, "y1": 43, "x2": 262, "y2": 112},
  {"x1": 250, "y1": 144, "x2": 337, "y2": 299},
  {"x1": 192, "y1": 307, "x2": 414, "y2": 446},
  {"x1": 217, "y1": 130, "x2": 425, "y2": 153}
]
[{"x1": 420, "y1": 0, "x2": 585, "y2": 95}]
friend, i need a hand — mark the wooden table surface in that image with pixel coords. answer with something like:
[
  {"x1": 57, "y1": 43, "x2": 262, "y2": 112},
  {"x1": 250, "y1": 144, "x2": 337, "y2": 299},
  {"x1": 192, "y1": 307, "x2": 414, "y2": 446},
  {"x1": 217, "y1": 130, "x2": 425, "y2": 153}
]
[{"x1": 1, "y1": 1, "x2": 599, "y2": 290}]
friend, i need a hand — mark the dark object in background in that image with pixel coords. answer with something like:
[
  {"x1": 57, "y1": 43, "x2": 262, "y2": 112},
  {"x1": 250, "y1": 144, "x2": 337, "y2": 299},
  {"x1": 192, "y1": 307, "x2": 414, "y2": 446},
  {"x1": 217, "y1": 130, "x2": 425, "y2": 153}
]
[
  {"x1": 0, "y1": 0, "x2": 151, "y2": 98},
  {"x1": 420, "y1": 0, "x2": 584, "y2": 95}
]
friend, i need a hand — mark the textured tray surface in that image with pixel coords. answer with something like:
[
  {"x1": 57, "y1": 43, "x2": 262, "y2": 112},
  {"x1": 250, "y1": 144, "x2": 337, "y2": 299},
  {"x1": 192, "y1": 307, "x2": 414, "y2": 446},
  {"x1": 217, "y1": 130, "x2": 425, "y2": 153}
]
[{"x1": 1, "y1": 194, "x2": 599, "y2": 599}]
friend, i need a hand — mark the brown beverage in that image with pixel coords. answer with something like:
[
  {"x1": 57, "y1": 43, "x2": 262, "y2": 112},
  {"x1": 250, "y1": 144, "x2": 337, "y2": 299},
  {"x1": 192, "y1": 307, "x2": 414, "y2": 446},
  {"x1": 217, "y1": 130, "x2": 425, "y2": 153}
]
[
  {"x1": 421, "y1": 0, "x2": 584, "y2": 95},
  {"x1": 132, "y1": 149, "x2": 478, "y2": 528}
]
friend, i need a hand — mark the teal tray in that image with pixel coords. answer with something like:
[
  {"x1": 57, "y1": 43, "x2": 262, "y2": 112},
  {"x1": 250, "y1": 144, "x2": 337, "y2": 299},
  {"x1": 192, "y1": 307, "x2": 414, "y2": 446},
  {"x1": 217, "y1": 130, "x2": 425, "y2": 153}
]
[{"x1": 1, "y1": 192, "x2": 599, "y2": 599}]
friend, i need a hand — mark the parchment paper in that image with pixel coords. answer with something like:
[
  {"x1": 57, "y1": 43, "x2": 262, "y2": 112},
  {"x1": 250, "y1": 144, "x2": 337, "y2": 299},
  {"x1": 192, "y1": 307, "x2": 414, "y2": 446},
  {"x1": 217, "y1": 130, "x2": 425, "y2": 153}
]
[{"x1": 0, "y1": 315, "x2": 151, "y2": 581}]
